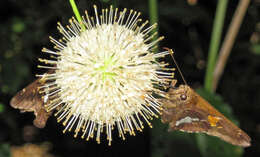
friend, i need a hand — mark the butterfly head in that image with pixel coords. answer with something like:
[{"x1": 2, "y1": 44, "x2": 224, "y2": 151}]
[{"x1": 164, "y1": 84, "x2": 197, "y2": 109}]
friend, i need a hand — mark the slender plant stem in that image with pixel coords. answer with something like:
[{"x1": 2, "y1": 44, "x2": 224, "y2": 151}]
[
  {"x1": 213, "y1": 0, "x2": 250, "y2": 91},
  {"x1": 0, "y1": 103, "x2": 4, "y2": 113},
  {"x1": 69, "y1": 0, "x2": 85, "y2": 30},
  {"x1": 204, "y1": 0, "x2": 228, "y2": 92},
  {"x1": 148, "y1": 1, "x2": 161, "y2": 155},
  {"x1": 149, "y1": 0, "x2": 159, "y2": 52}
]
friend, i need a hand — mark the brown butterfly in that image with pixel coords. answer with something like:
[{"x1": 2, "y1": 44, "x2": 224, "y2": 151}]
[
  {"x1": 160, "y1": 80, "x2": 251, "y2": 147},
  {"x1": 10, "y1": 77, "x2": 53, "y2": 128}
]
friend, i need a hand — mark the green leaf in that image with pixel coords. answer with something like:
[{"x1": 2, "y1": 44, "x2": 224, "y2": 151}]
[
  {"x1": 196, "y1": 134, "x2": 244, "y2": 157},
  {"x1": 195, "y1": 88, "x2": 244, "y2": 157},
  {"x1": 0, "y1": 103, "x2": 4, "y2": 113},
  {"x1": 251, "y1": 44, "x2": 260, "y2": 55},
  {"x1": 12, "y1": 18, "x2": 26, "y2": 33},
  {"x1": 150, "y1": 119, "x2": 201, "y2": 157},
  {"x1": 0, "y1": 144, "x2": 11, "y2": 157},
  {"x1": 100, "y1": 0, "x2": 111, "y2": 2}
]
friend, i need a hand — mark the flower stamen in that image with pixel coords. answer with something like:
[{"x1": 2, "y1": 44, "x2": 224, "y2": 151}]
[{"x1": 38, "y1": 5, "x2": 173, "y2": 145}]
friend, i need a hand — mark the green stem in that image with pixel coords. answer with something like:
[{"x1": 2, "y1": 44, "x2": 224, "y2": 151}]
[
  {"x1": 0, "y1": 103, "x2": 4, "y2": 113},
  {"x1": 204, "y1": 0, "x2": 228, "y2": 92},
  {"x1": 69, "y1": 0, "x2": 85, "y2": 31},
  {"x1": 148, "y1": 0, "x2": 159, "y2": 52}
]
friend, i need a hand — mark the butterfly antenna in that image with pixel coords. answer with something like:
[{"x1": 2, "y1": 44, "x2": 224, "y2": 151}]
[{"x1": 163, "y1": 47, "x2": 188, "y2": 85}]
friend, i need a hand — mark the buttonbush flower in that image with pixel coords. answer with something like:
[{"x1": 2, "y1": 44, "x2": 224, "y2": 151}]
[{"x1": 37, "y1": 5, "x2": 174, "y2": 145}]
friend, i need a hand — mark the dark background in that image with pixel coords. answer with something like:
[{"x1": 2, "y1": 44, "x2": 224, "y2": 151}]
[{"x1": 0, "y1": 0, "x2": 259, "y2": 157}]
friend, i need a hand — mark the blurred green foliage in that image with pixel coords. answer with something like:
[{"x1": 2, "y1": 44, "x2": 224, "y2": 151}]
[
  {"x1": 0, "y1": 0, "x2": 258, "y2": 157},
  {"x1": 0, "y1": 144, "x2": 10, "y2": 157},
  {"x1": 0, "y1": 103, "x2": 4, "y2": 113},
  {"x1": 251, "y1": 44, "x2": 260, "y2": 54},
  {"x1": 12, "y1": 18, "x2": 26, "y2": 33},
  {"x1": 151, "y1": 118, "x2": 200, "y2": 157}
]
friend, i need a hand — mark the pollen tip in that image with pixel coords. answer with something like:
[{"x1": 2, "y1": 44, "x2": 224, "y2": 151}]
[{"x1": 36, "y1": 5, "x2": 174, "y2": 144}]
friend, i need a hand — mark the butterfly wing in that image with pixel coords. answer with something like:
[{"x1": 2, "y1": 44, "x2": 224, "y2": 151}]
[
  {"x1": 10, "y1": 78, "x2": 52, "y2": 128},
  {"x1": 194, "y1": 92, "x2": 251, "y2": 147},
  {"x1": 161, "y1": 84, "x2": 251, "y2": 147}
]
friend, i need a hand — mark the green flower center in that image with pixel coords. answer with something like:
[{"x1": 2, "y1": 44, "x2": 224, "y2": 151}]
[{"x1": 96, "y1": 54, "x2": 118, "y2": 81}]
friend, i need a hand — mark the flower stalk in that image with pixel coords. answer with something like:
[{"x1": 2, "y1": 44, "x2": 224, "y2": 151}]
[
  {"x1": 204, "y1": 0, "x2": 228, "y2": 92},
  {"x1": 69, "y1": 0, "x2": 85, "y2": 30},
  {"x1": 149, "y1": 0, "x2": 159, "y2": 52}
]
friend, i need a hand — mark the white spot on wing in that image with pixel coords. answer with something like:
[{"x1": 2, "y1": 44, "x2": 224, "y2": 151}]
[{"x1": 175, "y1": 116, "x2": 200, "y2": 126}]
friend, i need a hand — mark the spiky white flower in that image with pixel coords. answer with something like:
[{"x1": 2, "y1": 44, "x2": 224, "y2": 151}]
[{"x1": 37, "y1": 5, "x2": 174, "y2": 145}]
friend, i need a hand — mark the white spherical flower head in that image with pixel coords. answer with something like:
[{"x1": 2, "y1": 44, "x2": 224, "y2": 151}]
[{"x1": 38, "y1": 5, "x2": 174, "y2": 145}]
